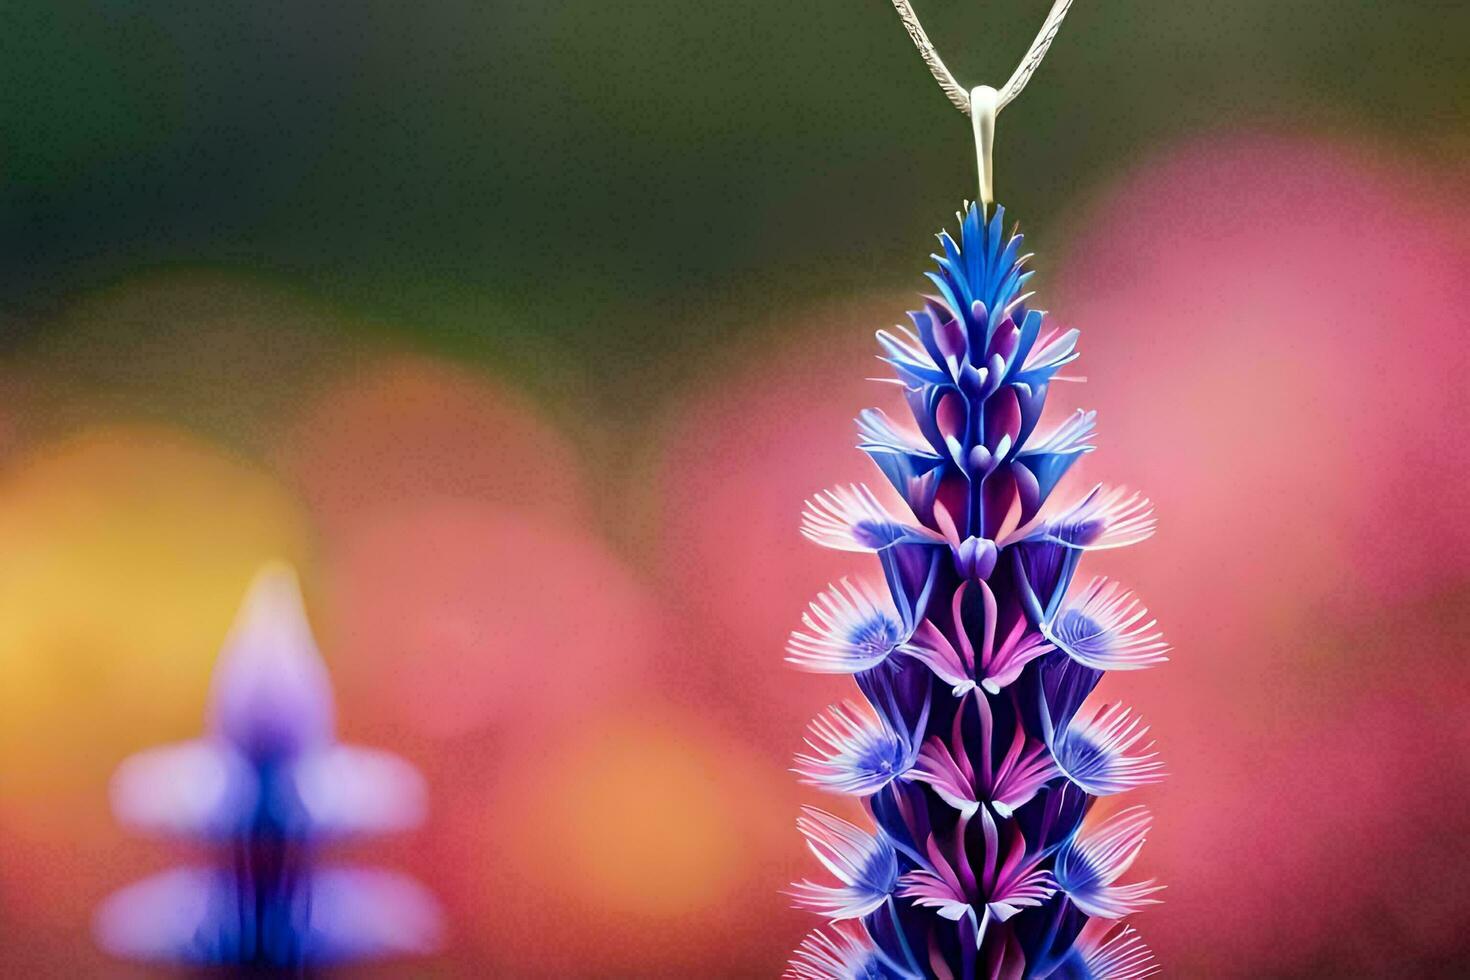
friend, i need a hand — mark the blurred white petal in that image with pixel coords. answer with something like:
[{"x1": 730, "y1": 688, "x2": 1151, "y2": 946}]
[
  {"x1": 94, "y1": 867, "x2": 234, "y2": 963},
  {"x1": 208, "y1": 563, "x2": 335, "y2": 759},
  {"x1": 288, "y1": 745, "x2": 427, "y2": 835},
  {"x1": 111, "y1": 739, "x2": 257, "y2": 837},
  {"x1": 307, "y1": 867, "x2": 443, "y2": 962}
]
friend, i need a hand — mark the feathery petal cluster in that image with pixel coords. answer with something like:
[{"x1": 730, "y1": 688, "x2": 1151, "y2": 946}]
[
  {"x1": 785, "y1": 205, "x2": 1166, "y2": 977},
  {"x1": 785, "y1": 921, "x2": 921, "y2": 980},
  {"x1": 794, "y1": 701, "x2": 923, "y2": 796},
  {"x1": 94, "y1": 564, "x2": 441, "y2": 969}
]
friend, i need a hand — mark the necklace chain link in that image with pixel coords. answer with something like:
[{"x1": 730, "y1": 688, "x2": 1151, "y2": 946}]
[{"x1": 889, "y1": 1, "x2": 1075, "y2": 116}]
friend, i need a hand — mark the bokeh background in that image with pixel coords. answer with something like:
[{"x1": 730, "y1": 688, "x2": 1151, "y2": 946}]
[{"x1": 2, "y1": 2, "x2": 1468, "y2": 976}]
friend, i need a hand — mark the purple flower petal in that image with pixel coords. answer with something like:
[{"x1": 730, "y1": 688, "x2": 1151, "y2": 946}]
[
  {"x1": 305, "y1": 867, "x2": 443, "y2": 963},
  {"x1": 207, "y1": 563, "x2": 335, "y2": 761},
  {"x1": 286, "y1": 745, "x2": 427, "y2": 836},
  {"x1": 110, "y1": 739, "x2": 257, "y2": 838},
  {"x1": 94, "y1": 867, "x2": 238, "y2": 963}
]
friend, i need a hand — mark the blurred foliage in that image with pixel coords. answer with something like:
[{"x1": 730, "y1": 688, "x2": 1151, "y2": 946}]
[{"x1": 1, "y1": 1, "x2": 1466, "y2": 424}]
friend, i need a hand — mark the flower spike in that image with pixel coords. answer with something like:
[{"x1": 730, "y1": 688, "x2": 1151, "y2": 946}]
[{"x1": 782, "y1": 203, "x2": 1170, "y2": 974}]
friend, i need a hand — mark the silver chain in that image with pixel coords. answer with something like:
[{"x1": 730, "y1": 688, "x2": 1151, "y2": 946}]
[
  {"x1": 889, "y1": 0, "x2": 1075, "y2": 208},
  {"x1": 889, "y1": 0, "x2": 1075, "y2": 116}
]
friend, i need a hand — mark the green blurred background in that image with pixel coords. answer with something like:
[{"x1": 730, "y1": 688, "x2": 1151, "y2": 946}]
[{"x1": 6, "y1": 1, "x2": 1465, "y2": 436}]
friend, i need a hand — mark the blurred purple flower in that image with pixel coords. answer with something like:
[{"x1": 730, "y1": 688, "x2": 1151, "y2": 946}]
[
  {"x1": 95, "y1": 563, "x2": 441, "y2": 969},
  {"x1": 784, "y1": 205, "x2": 1165, "y2": 977}
]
